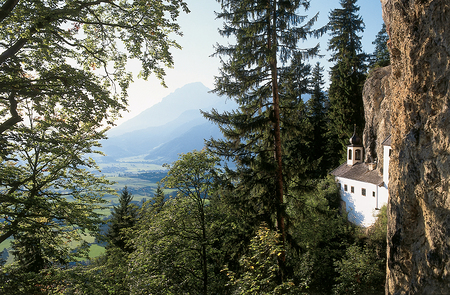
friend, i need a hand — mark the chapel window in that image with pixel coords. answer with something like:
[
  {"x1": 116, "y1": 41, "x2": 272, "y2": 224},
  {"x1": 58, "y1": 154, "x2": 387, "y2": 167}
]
[{"x1": 355, "y1": 149, "x2": 361, "y2": 161}]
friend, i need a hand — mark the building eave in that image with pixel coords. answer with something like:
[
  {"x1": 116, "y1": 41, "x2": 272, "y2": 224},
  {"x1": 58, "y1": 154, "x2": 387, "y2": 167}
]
[{"x1": 331, "y1": 162, "x2": 383, "y2": 185}]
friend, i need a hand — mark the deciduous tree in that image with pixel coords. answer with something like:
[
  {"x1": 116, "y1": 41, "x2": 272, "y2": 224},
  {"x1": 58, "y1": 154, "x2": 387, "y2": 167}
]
[
  {"x1": 0, "y1": 107, "x2": 112, "y2": 246},
  {"x1": 0, "y1": 0, "x2": 189, "y2": 274},
  {"x1": 129, "y1": 150, "x2": 225, "y2": 295},
  {"x1": 0, "y1": 0, "x2": 189, "y2": 140}
]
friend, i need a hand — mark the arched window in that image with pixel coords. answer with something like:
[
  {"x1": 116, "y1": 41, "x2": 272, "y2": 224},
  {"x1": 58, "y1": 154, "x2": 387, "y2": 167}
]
[
  {"x1": 355, "y1": 149, "x2": 361, "y2": 161},
  {"x1": 348, "y1": 149, "x2": 352, "y2": 160}
]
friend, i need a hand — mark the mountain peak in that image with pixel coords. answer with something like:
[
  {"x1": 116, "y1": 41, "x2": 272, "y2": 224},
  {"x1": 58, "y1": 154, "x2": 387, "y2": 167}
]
[{"x1": 108, "y1": 82, "x2": 222, "y2": 137}]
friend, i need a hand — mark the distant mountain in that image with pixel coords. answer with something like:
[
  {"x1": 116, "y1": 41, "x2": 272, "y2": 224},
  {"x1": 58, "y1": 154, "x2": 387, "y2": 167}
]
[
  {"x1": 108, "y1": 82, "x2": 232, "y2": 137},
  {"x1": 99, "y1": 82, "x2": 237, "y2": 162},
  {"x1": 101, "y1": 109, "x2": 206, "y2": 159},
  {"x1": 143, "y1": 121, "x2": 223, "y2": 165},
  {"x1": 99, "y1": 82, "x2": 312, "y2": 163}
]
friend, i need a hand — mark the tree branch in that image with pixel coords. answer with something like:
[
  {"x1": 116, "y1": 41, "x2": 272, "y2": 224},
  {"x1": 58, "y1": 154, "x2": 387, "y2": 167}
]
[
  {"x1": 0, "y1": 92, "x2": 22, "y2": 135},
  {"x1": 0, "y1": 0, "x2": 19, "y2": 23},
  {"x1": 0, "y1": 0, "x2": 112, "y2": 65}
]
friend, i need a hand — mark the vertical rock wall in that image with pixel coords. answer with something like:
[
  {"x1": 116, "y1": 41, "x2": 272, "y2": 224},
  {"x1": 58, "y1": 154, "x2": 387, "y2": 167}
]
[
  {"x1": 363, "y1": 66, "x2": 392, "y2": 174},
  {"x1": 381, "y1": 0, "x2": 450, "y2": 294}
]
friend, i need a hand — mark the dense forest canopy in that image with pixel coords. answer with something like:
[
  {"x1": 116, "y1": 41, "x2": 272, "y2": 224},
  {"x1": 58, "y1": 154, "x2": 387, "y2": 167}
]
[{"x1": 0, "y1": 0, "x2": 392, "y2": 294}]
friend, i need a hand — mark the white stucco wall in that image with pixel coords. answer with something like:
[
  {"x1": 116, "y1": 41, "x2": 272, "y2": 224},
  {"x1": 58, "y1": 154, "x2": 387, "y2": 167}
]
[
  {"x1": 383, "y1": 145, "x2": 391, "y2": 185},
  {"x1": 336, "y1": 176, "x2": 385, "y2": 227},
  {"x1": 377, "y1": 185, "x2": 389, "y2": 211}
]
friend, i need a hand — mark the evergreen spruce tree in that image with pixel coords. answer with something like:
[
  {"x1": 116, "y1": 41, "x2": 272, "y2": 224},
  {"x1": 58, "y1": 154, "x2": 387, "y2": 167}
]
[
  {"x1": 280, "y1": 55, "x2": 320, "y2": 189},
  {"x1": 370, "y1": 23, "x2": 390, "y2": 69},
  {"x1": 326, "y1": 0, "x2": 367, "y2": 167},
  {"x1": 106, "y1": 186, "x2": 137, "y2": 253},
  {"x1": 11, "y1": 235, "x2": 50, "y2": 273},
  {"x1": 150, "y1": 183, "x2": 166, "y2": 214},
  {"x1": 306, "y1": 62, "x2": 330, "y2": 176},
  {"x1": 203, "y1": 0, "x2": 326, "y2": 279}
]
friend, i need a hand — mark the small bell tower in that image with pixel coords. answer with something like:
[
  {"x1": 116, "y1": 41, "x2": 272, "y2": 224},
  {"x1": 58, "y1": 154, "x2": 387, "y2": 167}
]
[{"x1": 347, "y1": 125, "x2": 363, "y2": 166}]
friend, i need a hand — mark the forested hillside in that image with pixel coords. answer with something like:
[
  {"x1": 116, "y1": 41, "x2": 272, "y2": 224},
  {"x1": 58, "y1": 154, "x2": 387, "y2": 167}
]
[{"x1": 0, "y1": 0, "x2": 397, "y2": 294}]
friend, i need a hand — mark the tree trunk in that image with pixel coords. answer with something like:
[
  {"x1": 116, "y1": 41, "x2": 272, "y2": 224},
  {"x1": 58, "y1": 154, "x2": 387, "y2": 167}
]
[{"x1": 269, "y1": 0, "x2": 286, "y2": 279}]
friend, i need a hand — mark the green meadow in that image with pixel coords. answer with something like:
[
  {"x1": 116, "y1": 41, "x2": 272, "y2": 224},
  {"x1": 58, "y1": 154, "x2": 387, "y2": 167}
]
[{"x1": 1, "y1": 160, "x2": 168, "y2": 263}]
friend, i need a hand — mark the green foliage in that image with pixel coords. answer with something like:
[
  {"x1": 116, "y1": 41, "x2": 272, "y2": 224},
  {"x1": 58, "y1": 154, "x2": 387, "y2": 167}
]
[
  {"x1": 326, "y1": 0, "x2": 367, "y2": 166},
  {"x1": 3, "y1": 248, "x2": 132, "y2": 295},
  {"x1": 225, "y1": 224, "x2": 303, "y2": 295},
  {"x1": 129, "y1": 150, "x2": 227, "y2": 295},
  {"x1": 333, "y1": 244, "x2": 385, "y2": 295},
  {"x1": 285, "y1": 176, "x2": 358, "y2": 292},
  {"x1": 0, "y1": 263, "x2": 49, "y2": 295},
  {"x1": 368, "y1": 205, "x2": 388, "y2": 246},
  {"x1": 0, "y1": 1, "x2": 189, "y2": 290},
  {"x1": 149, "y1": 182, "x2": 166, "y2": 214},
  {"x1": 369, "y1": 23, "x2": 390, "y2": 69},
  {"x1": 0, "y1": 0, "x2": 189, "y2": 138},
  {"x1": 0, "y1": 110, "x2": 112, "y2": 269},
  {"x1": 106, "y1": 186, "x2": 138, "y2": 253},
  {"x1": 305, "y1": 62, "x2": 331, "y2": 176},
  {"x1": 204, "y1": 2, "x2": 327, "y2": 273},
  {"x1": 332, "y1": 206, "x2": 387, "y2": 295}
]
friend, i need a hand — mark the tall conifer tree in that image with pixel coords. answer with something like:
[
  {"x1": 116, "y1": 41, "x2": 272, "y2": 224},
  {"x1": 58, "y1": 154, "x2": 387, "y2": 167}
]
[
  {"x1": 370, "y1": 23, "x2": 390, "y2": 69},
  {"x1": 326, "y1": 0, "x2": 366, "y2": 167},
  {"x1": 203, "y1": 0, "x2": 325, "y2": 276},
  {"x1": 106, "y1": 186, "x2": 137, "y2": 253},
  {"x1": 307, "y1": 62, "x2": 329, "y2": 176}
]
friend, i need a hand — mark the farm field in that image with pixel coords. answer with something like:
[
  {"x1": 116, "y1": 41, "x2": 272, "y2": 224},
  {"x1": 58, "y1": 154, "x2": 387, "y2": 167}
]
[
  {"x1": 1, "y1": 160, "x2": 169, "y2": 263},
  {"x1": 99, "y1": 161, "x2": 169, "y2": 206}
]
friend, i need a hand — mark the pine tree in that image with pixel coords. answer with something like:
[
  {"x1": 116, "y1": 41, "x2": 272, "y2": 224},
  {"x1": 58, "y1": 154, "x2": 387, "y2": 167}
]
[
  {"x1": 203, "y1": 0, "x2": 326, "y2": 279},
  {"x1": 106, "y1": 186, "x2": 137, "y2": 253},
  {"x1": 326, "y1": 0, "x2": 367, "y2": 167},
  {"x1": 370, "y1": 23, "x2": 390, "y2": 69}
]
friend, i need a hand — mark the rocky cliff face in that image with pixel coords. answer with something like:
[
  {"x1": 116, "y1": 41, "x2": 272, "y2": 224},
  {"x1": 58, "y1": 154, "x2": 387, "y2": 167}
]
[
  {"x1": 363, "y1": 66, "x2": 392, "y2": 174},
  {"x1": 380, "y1": 0, "x2": 450, "y2": 294}
]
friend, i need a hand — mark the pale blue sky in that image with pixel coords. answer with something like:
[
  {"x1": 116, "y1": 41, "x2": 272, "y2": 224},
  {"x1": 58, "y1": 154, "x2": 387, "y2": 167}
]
[{"x1": 119, "y1": 0, "x2": 384, "y2": 126}]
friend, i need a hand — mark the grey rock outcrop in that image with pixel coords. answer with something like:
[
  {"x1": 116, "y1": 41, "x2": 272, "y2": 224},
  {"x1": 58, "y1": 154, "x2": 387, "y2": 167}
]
[
  {"x1": 379, "y1": 0, "x2": 450, "y2": 294},
  {"x1": 362, "y1": 66, "x2": 392, "y2": 174}
]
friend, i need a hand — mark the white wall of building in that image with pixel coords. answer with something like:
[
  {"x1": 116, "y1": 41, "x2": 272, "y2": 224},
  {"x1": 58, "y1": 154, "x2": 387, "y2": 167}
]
[
  {"x1": 377, "y1": 185, "x2": 389, "y2": 211},
  {"x1": 336, "y1": 176, "x2": 385, "y2": 227},
  {"x1": 383, "y1": 145, "x2": 391, "y2": 186}
]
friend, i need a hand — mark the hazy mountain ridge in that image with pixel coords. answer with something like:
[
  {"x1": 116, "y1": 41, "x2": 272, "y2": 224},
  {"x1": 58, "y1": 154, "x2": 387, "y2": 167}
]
[
  {"x1": 144, "y1": 121, "x2": 223, "y2": 164},
  {"x1": 108, "y1": 82, "x2": 228, "y2": 137},
  {"x1": 99, "y1": 82, "x2": 237, "y2": 163}
]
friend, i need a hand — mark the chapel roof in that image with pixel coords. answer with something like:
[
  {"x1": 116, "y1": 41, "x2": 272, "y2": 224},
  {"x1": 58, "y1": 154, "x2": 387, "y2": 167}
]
[
  {"x1": 382, "y1": 135, "x2": 392, "y2": 146},
  {"x1": 348, "y1": 125, "x2": 363, "y2": 147},
  {"x1": 331, "y1": 162, "x2": 383, "y2": 185}
]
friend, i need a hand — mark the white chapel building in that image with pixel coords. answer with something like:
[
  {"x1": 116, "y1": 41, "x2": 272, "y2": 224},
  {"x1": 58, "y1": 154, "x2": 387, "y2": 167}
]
[{"x1": 331, "y1": 130, "x2": 391, "y2": 227}]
